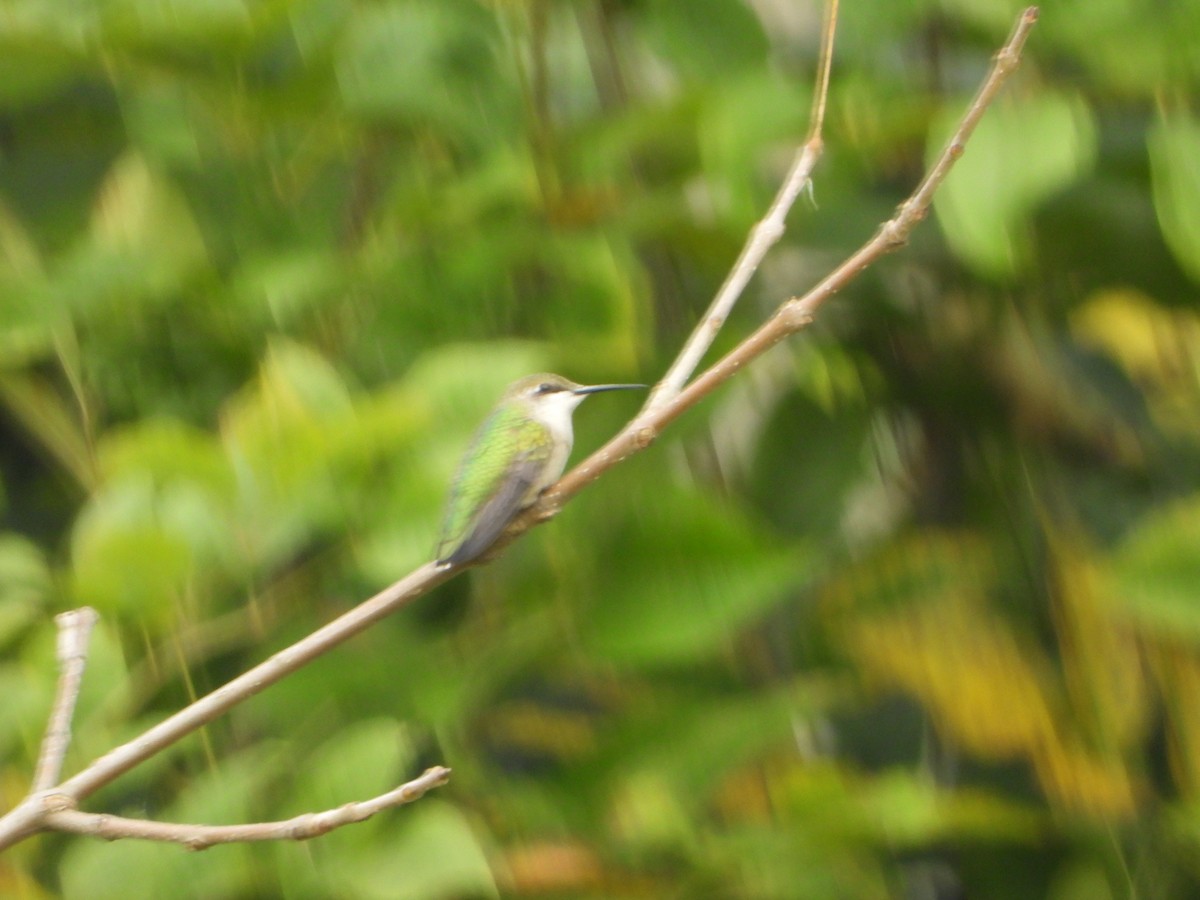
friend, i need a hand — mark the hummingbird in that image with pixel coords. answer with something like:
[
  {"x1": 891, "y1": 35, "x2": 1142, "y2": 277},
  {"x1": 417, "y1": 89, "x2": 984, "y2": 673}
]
[{"x1": 435, "y1": 373, "x2": 644, "y2": 566}]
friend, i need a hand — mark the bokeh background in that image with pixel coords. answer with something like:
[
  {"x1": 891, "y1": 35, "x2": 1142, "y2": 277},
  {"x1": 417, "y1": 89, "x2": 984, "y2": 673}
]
[{"x1": 2, "y1": 0, "x2": 1200, "y2": 897}]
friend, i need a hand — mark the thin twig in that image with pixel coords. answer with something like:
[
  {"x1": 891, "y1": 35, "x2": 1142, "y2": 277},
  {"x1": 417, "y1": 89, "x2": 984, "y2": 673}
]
[
  {"x1": 791, "y1": 7, "x2": 1040, "y2": 325},
  {"x1": 0, "y1": 6, "x2": 1038, "y2": 852},
  {"x1": 33, "y1": 608, "x2": 99, "y2": 792},
  {"x1": 540, "y1": 6, "x2": 1040, "y2": 507},
  {"x1": 0, "y1": 564, "x2": 452, "y2": 850},
  {"x1": 42, "y1": 766, "x2": 451, "y2": 849},
  {"x1": 645, "y1": 0, "x2": 840, "y2": 412},
  {"x1": 808, "y1": 0, "x2": 838, "y2": 143}
]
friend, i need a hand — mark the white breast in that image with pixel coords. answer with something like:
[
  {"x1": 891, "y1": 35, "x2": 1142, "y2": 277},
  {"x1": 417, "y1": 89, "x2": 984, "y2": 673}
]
[{"x1": 527, "y1": 390, "x2": 587, "y2": 495}]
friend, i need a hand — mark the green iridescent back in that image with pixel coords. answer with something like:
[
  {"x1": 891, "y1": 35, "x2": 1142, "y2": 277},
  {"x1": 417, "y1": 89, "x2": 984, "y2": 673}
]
[{"x1": 436, "y1": 401, "x2": 552, "y2": 565}]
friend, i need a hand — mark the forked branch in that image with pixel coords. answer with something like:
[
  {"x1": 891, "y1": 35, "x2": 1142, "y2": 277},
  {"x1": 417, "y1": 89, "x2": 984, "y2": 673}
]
[
  {"x1": 548, "y1": 6, "x2": 1040, "y2": 504},
  {"x1": 0, "y1": 5, "x2": 1038, "y2": 853},
  {"x1": 647, "y1": 0, "x2": 841, "y2": 411},
  {"x1": 42, "y1": 766, "x2": 451, "y2": 850}
]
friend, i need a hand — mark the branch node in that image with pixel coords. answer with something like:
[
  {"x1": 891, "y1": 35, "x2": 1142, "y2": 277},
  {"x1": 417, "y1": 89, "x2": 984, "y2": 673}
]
[
  {"x1": 292, "y1": 812, "x2": 330, "y2": 840},
  {"x1": 879, "y1": 218, "x2": 909, "y2": 249},
  {"x1": 0, "y1": 2, "x2": 1038, "y2": 859},
  {"x1": 95, "y1": 815, "x2": 118, "y2": 842},
  {"x1": 632, "y1": 425, "x2": 657, "y2": 451},
  {"x1": 42, "y1": 792, "x2": 76, "y2": 814},
  {"x1": 780, "y1": 303, "x2": 815, "y2": 333},
  {"x1": 753, "y1": 219, "x2": 784, "y2": 246}
]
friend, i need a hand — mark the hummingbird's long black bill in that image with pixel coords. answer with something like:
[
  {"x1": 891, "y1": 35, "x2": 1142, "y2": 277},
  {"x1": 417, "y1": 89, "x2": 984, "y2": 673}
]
[{"x1": 572, "y1": 383, "x2": 646, "y2": 395}]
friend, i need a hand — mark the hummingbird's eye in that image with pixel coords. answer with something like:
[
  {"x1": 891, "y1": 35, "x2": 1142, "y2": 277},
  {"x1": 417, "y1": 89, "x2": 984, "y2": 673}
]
[{"x1": 536, "y1": 382, "x2": 558, "y2": 394}]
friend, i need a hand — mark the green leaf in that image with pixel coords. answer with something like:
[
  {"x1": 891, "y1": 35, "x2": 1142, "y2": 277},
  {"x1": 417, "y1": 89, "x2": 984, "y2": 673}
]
[
  {"x1": 277, "y1": 726, "x2": 490, "y2": 899},
  {"x1": 220, "y1": 340, "x2": 351, "y2": 495},
  {"x1": 640, "y1": 0, "x2": 769, "y2": 80},
  {"x1": 290, "y1": 718, "x2": 415, "y2": 816},
  {"x1": 1148, "y1": 116, "x2": 1200, "y2": 285},
  {"x1": 60, "y1": 748, "x2": 274, "y2": 900},
  {"x1": 930, "y1": 91, "x2": 1097, "y2": 278},
  {"x1": 0, "y1": 661, "x2": 53, "y2": 763},
  {"x1": 335, "y1": 1, "x2": 505, "y2": 137},
  {"x1": 699, "y1": 71, "x2": 812, "y2": 222},
  {"x1": 46, "y1": 153, "x2": 210, "y2": 314},
  {"x1": 859, "y1": 769, "x2": 1040, "y2": 845},
  {"x1": 99, "y1": 0, "x2": 269, "y2": 53},
  {"x1": 91, "y1": 151, "x2": 208, "y2": 271},
  {"x1": 0, "y1": 36, "x2": 83, "y2": 109},
  {"x1": 1039, "y1": 2, "x2": 1200, "y2": 94},
  {"x1": 0, "y1": 372, "x2": 97, "y2": 488},
  {"x1": 0, "y1": 533, "x2": 51, "y2": 648},
  {"x1": 230, "y1": 250, "x2": 347, "y2": 325},
  {"x1": 224, "y1": 339, "x2": 353, "y2": 433},
  {"x1": 1046, "y1": 862, "x2": 1116, "y2": 900},
  {"x1": 578, "y1": 484, "x2": 806, "y2": 666},
  {"x1": 69, "y1": 478, "x2": 206, "y2": 622},
  {"x1": 0, "y1": 201, "x2": 53, "y2": 367},
  {"x1": 749, "y1": 386, "x2": 874, "y2": 538},
  {"x1": 169, "y1": 746, "x2": 282, "y2": 838},
  {"x1": 119, "y1": 83, "x2": 203, "y2": 168},
  {"x1": 343, "y1": 802, "x2": 497, "y2": 900},
  {"x1": 701, "y1": 818, "x2": 889, "y2": 898},
  {"x1": 1109, "y1": 497, "x2": 1200, "y2": 640},
  {"x1": 611, "y1": 683, "x2": 840, "y2": 805},
  {"x1": 61, "y1": 826, "x2": 204, "y2": 900},
  {"x1": 821, "y1": 531, "x2": 997, "y2": 618},
  {"x1": 99, "y1": 418, "x2": 234, "y2": 498}
]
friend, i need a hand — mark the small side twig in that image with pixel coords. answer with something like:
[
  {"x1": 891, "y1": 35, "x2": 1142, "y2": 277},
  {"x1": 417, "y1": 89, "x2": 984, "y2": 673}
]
[
  {"x1": 0, "y1": 5, "x2": 1038, "y2": 855},
  {"x1": 540, "y1": 6, "x2": 1040, "y2": 509},
  {"x1": 42, "y1": 766, "x2": 451, "y2": 850},
  {"x1": 0, "y1": 564, "x2": 453, "y2": 851},
  {"x1": 33, "y1": 607, "x2": 99, "y2": 792},
  {"x1": 787, "y1": 6, "x2": 1039, "y2": 327},
  {"x1": 646, "y1": 0, "x2": 840, "y2": 412}
]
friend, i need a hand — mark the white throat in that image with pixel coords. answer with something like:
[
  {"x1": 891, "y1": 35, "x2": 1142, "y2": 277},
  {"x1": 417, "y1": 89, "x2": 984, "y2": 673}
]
[{"x1": 530, "y1": 390, "x2": 586, "y2": 446}]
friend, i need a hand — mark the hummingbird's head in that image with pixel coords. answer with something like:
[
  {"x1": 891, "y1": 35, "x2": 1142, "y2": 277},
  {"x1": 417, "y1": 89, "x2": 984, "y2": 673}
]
[
  {"x1": 506, "y1": 373, "x2": 581, "y2": 401},
  {"x1": 503, "y1": 373, "x2": 645, "y2": 430}
]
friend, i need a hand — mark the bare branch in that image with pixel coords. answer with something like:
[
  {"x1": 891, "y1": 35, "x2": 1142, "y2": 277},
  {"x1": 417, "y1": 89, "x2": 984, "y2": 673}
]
[
  {"x1": 537, "y1": 6, "x2": 1040, "y2": 509},
  {"x1": 646, "y1": 0, "x2": 840, "y2": 412},
  {"x1": 33, "y1": 608, "x2": 100, "y2": 792},
  {"x1": 0, "y1": 564, "x2": 452, "y2": 850},
  {"x1": 42, "y1": 766, "x2": 451, "y2": 850},
  {"x1": 65, "y1": 564, "x2": 451, "y2": 800},
  {"x1": 0, "y1": 6, "x2": 1038, "y2": 853},
  {"x1": 808, "y1": 0, "x2": 839, "y2": 144}
]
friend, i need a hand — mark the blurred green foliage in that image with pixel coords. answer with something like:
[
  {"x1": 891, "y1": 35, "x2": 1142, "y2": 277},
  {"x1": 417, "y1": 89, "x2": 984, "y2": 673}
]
[{"x1": 2, "y1": 0, "x2": 1200, "y2": 897}]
